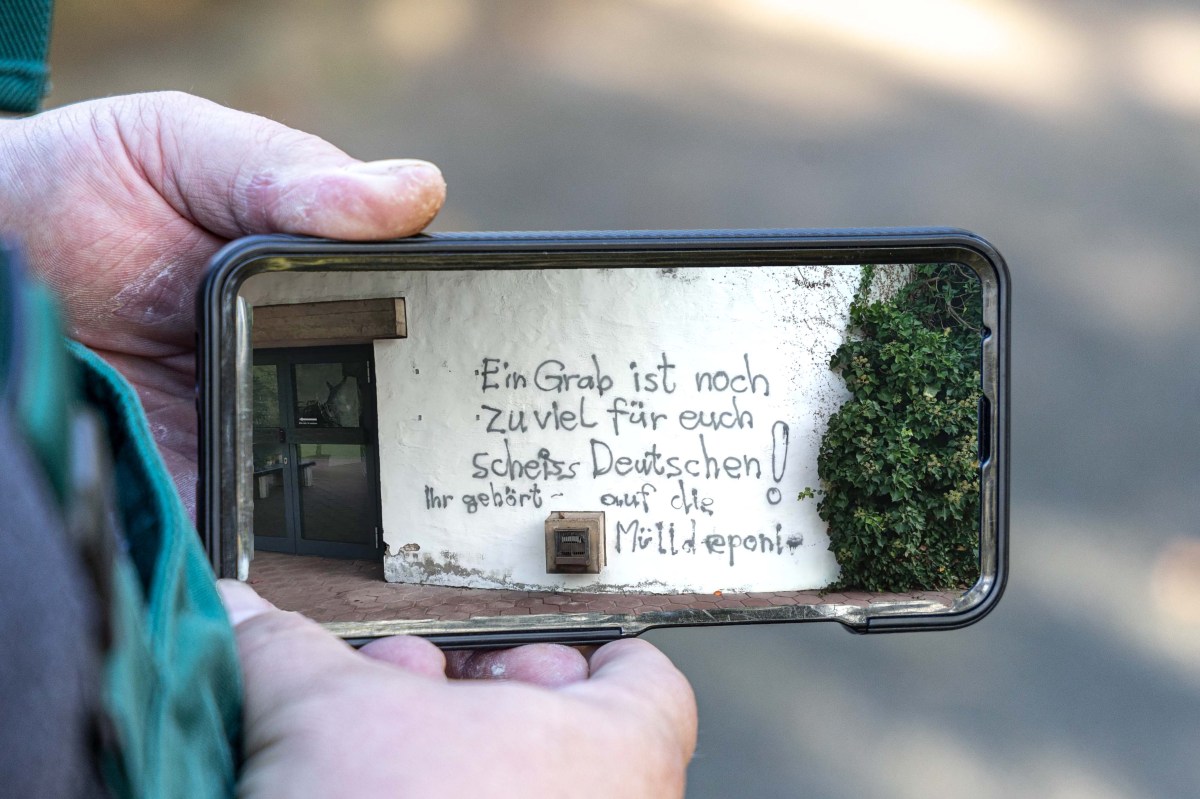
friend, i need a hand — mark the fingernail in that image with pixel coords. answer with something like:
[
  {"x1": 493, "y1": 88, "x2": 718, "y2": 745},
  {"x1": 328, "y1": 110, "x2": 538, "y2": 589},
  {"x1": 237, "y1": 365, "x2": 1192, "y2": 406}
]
[{"x1": 344, "y1": 158, "x2": 442, "y2": 180}]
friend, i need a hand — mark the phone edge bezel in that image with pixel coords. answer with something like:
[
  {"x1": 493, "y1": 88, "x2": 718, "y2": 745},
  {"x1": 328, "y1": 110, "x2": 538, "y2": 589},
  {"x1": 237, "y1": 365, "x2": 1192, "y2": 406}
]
[{"x1": 197, "y1": 228, "x2": 1010, "y2": 642}]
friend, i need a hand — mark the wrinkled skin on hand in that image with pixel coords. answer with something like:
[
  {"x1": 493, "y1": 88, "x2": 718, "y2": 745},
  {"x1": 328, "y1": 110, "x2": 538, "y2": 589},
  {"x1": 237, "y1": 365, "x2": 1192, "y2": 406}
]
[
  {"x1": 0, "y1": 91, "x2": 445, "y2": 514},
  {"x1": 1, "y1": 92, "x2": 697, "y2": 797},
  {"x1": 222, "y1": 581, "x2": 696, "y2": 798}
]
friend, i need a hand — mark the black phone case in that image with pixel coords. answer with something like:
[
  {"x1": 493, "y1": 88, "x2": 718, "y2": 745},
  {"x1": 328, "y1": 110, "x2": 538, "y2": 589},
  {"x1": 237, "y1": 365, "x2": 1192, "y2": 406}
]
[{"x1": 198, "y1": 228, "x2": 1009, "y2": 646}]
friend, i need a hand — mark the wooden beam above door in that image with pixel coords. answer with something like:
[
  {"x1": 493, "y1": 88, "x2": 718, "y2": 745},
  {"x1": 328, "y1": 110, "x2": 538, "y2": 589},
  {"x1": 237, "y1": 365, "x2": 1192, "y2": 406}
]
[{"x1": 252, "y1": 298, "x2": 407, "y2": 348}]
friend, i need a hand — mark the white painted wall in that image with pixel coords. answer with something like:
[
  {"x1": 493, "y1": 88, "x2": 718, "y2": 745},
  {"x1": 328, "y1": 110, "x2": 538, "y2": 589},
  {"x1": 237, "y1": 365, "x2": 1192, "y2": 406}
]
[{"x1": 241, "y1": 264, "x2": 879, "y2": 593}]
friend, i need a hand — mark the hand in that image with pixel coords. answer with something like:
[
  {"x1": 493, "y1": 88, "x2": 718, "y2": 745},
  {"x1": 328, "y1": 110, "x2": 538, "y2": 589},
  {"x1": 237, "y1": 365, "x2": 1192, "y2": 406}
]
[
  {"x1": 2, "y1": 91, "x2": 698, "y2": 795},
  {"x1": 219, "y1": 581, "x2": 697, "y2": 798},
  {"x1": 0, "y1": 91, "x2": 446, "y2": 515}
]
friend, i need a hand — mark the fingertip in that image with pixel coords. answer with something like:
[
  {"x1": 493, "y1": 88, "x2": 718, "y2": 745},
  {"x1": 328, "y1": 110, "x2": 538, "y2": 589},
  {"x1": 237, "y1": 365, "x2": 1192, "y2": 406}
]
[
  {"x1": 585, "y1": 638, "x2": 667, "y2": 673},
  {"x1": 216, "y1": 579, "x2": 276, "y2": 627},
  {"x1": 265, "y1": 158, "x2": 446, "y2": 240},
  {"x1": 582, "y1": 639, "x2": 698, "y2": 757},
  {"x1": 359, "y1": 635, "x2": 448, "y2": 679},
  {"x1": 588, "y1": 639, "x2": 694, "y2": 705},
  {"x1": 447, "y1": 644, "x2": 590, "y2": 687}
]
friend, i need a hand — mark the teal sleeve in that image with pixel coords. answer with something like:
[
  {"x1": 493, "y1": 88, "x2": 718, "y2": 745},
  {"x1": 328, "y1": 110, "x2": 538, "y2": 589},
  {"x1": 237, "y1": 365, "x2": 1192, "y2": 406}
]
[
  {"x1": 69, "y1": 342, "x2": 244, "y2": 799},
  {"x1": 0, "y1": 0, "x2": 53, "y2": 113}
]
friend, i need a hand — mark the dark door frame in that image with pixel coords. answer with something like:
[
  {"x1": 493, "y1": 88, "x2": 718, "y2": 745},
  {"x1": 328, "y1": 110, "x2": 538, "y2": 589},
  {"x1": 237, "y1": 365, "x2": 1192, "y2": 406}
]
[{"x1": 252, "y1": 345, "x2": 383, "y2": 560}]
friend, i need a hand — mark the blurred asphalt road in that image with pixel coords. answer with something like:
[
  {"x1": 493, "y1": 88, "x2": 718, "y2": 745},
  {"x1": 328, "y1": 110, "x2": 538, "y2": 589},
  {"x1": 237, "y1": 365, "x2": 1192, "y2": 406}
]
[{"x1": 49, "y1": 1, "x2": 1200, "y2": 796}]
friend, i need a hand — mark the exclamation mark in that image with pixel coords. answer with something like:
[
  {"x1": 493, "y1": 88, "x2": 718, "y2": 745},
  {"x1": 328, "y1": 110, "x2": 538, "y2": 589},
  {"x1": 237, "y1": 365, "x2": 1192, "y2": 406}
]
[{"x1": 767, "y1": 420, "x2": 789, "y2": 504}]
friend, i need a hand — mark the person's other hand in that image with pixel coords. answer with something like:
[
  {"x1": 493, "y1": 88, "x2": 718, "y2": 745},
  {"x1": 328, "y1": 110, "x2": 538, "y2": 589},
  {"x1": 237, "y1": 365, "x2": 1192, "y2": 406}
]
[
  {"x1": 0, "y1": 91, "x2": 446, "y2": 515},
  {"x1": 219, "y1": 581, "x2": 697, "y2": 798}
]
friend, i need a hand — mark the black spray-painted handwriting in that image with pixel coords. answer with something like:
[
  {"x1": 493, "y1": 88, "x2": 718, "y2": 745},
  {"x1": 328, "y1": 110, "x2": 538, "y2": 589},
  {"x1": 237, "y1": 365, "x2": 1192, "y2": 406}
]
[{"x1": 416, "y1": 350, "x2": 804, "y2": 567}]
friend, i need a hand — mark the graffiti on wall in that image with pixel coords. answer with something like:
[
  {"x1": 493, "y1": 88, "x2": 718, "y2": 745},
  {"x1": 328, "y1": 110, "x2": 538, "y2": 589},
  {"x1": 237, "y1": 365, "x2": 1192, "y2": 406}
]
[{"x1": 370, "y1": 266, "x2": 865, "y2": 592}]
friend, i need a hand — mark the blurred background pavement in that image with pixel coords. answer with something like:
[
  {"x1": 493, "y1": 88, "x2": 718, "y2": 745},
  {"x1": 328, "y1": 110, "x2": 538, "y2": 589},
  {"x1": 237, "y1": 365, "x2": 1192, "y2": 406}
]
[{"x1": 47, "y1": 1, "x2": 1200, "y2": 795}]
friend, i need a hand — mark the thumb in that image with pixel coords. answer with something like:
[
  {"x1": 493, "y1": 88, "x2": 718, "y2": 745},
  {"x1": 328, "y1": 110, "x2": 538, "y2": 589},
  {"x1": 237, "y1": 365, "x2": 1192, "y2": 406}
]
[
  {"x1": 217, "y1": 580, "x2": 447, "y2": 703},
  {"x1": 217, "y1": 579, "x2": 360, "y2": 714},
  {"x1": 115, "y1": 92, "x2": 446, "y2": 240},
  {"x1": 217, "y1": 578, "x2": 280, "y2": 626}
]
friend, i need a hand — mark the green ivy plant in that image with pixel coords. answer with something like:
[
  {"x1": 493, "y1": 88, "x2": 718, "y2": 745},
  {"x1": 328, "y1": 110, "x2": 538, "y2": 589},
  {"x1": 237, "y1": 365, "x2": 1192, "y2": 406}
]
[{"x1": 807, "y1": 264, "x2": 983, "y2": 592}]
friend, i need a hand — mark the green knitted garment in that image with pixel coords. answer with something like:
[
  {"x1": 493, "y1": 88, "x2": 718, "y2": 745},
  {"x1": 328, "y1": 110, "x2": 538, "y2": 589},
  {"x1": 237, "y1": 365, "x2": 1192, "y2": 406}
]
[{"x1": 0, "y1": 0, "x2": 53, "y2": 112}]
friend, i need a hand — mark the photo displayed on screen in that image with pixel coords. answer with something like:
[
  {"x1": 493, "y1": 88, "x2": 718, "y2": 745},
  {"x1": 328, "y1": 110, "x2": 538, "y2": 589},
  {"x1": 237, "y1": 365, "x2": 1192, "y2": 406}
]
[{"x1": 238, "y1": 263, "x2": 984, "y2": 624}]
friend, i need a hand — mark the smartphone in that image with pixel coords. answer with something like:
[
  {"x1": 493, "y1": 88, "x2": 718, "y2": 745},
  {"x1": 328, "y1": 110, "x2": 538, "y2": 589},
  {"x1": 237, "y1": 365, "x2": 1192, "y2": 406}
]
[{"x1": 197, "y1": 228, "x2": 1009, "y2": 647}]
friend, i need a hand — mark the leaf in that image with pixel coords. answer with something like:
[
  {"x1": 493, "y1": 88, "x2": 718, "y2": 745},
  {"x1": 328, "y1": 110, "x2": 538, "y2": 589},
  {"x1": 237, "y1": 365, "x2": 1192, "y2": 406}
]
[{"x1": 814, "y1": 263, "x2": 982, "y2": 592}]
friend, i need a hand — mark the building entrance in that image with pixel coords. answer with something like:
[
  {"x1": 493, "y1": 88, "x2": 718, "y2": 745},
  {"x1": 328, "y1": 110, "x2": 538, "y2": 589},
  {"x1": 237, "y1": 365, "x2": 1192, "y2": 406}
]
[{"x1": 250, "y1": 345, "x2": 381, "y2": 560}]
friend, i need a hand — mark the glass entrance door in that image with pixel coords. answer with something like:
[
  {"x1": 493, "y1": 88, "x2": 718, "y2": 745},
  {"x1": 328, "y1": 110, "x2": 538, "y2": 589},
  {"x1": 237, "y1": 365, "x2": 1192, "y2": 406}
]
[{"x1": 251, "y1": 346, "x2": 381, "y2": 560}]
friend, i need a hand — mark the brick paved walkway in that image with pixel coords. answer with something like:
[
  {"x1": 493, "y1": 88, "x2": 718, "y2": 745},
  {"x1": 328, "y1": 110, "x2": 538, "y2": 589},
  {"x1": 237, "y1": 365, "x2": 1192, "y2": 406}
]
[{"x1": 247, "y1": 551, "x2": 960, "y2": 623}]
